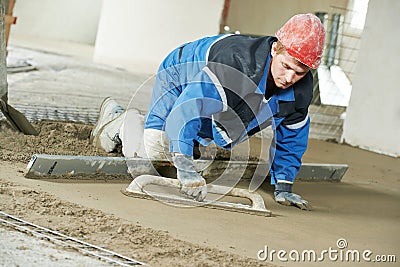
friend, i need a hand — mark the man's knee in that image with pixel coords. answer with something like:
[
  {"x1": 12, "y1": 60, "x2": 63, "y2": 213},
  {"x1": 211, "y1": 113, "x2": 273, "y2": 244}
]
[{"x1": 143, "y1": 128, "x2": 172, "y2": 160}]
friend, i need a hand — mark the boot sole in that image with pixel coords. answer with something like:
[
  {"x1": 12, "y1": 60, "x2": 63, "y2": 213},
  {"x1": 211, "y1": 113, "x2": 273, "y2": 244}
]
[{"x1": 90, "y1": 97, "x2": 112, "y2": 143}]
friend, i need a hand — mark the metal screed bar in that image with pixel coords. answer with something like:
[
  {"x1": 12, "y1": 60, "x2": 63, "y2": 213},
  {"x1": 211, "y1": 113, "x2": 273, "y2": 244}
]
[{"x1": 0, "y1": 211, "x2": 147, "y2": 266}]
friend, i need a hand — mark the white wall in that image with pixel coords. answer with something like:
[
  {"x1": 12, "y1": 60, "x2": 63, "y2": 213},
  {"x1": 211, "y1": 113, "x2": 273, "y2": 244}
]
[
  {"x1": 12, "y1": 0, "x2": 102, "y2": 44},
  {"x1": 342, "y1": 0, "x2": 400, "y2": 157},
  {"x1": 93, "y1": 0, "x2": 224, "y2": 74},
  {"x1": 226, "y1": 0, "x2": 348, "y2": 36}
]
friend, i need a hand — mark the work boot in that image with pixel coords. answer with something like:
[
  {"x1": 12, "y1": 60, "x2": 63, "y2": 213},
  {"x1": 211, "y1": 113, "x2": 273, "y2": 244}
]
[{"x1": 91, "y1": 97, "x2": 125, "y2": 152}]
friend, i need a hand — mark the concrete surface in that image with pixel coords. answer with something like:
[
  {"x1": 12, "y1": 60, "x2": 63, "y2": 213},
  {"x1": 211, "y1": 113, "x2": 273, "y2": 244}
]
[{"x1": 0, "y1": 227, "x2": 111, "y2": 267}]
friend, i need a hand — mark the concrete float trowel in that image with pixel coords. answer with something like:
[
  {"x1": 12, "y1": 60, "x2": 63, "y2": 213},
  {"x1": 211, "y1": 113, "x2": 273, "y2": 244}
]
[
  {"x1": 25, "y1": 154, "x2": 348, "y2": 217},
  {"x1": 122, "y1": 174, "x2": 272, "y2": 217}
]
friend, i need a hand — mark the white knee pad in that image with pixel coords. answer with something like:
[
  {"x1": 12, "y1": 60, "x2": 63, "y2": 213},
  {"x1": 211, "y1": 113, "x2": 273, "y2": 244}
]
[
  {"x1": 143, "y1": 128, "x2": 172, "y2": 160},
  {"x1": 120, "y1": 109, "x2": 171, "y2": 160}
]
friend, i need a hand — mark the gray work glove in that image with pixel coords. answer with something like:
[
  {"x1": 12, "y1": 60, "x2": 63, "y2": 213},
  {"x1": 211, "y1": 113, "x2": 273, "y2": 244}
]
[
  {"x1": 173, "y1": 154, "x2": 207, "y2": 202},
  {"x1": 274, "y1": 183, "x2": 311, "y2": 210}
]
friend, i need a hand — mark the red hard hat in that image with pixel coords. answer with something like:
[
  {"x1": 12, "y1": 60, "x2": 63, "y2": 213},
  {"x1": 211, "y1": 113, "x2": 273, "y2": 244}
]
[{"x1": 276, "y1": 13, "x2": 326, "y2": 69}]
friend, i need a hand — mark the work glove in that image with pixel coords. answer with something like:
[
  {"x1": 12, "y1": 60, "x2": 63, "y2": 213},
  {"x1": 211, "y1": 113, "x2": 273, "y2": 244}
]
[
  {"x1": 274, "y1": 183, "x2": 311, "y2": 210},
  {"x1": 173, "y1": 153, "x2": 207, "y2": 202}
]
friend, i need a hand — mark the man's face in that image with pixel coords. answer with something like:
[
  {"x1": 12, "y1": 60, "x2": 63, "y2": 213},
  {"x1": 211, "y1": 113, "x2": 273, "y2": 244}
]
[{"x1": 270, "y1": 43, "x2": 310, "y2": 89}]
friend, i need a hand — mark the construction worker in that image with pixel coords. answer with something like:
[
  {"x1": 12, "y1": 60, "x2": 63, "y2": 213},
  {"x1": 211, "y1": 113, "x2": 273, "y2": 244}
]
[{"x1": 91, "y1": 13, "x2": 326, "y2": 210}]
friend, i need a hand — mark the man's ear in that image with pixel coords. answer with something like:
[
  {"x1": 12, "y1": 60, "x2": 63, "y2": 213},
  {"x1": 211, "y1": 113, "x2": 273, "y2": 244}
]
[{"x1": 271, "y1": 42, "x2": 277, "y2": 57}]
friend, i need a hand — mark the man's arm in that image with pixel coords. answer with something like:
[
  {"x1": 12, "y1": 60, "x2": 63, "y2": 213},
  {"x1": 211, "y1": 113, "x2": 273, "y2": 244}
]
[
  {"x1": 270, "y1": 114, "x2": 310, "y2": 185},
  {"x1": 269, "y1": 114, "x2": 311, "y2": 210},
  {"x1": 165, "y1": 68, "x2": 224, "y2": 201}
]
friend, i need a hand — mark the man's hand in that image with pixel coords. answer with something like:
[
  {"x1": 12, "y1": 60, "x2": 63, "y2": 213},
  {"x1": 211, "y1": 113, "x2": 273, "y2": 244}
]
[
  {"x1": 274, "y1": 183, "x2": 311, "y2": 210},
  {"x1": 173, "y1": 153, "x2": 207, "y2": 201}
]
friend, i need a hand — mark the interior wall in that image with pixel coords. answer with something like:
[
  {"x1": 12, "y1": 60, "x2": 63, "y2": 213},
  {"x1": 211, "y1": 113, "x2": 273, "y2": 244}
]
[
  {"x1": 93, "y1": 0, "x2": 224, "y2": 74},
  {"x1": 11, "y1": 0, "x2": 102, "y2": 44},
  {"x1": 226, "y1": 0, "x2": 348, "y2": 36},
  {"x1": 342, "y1": 0, "x2": 400, "y2": 157}
]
